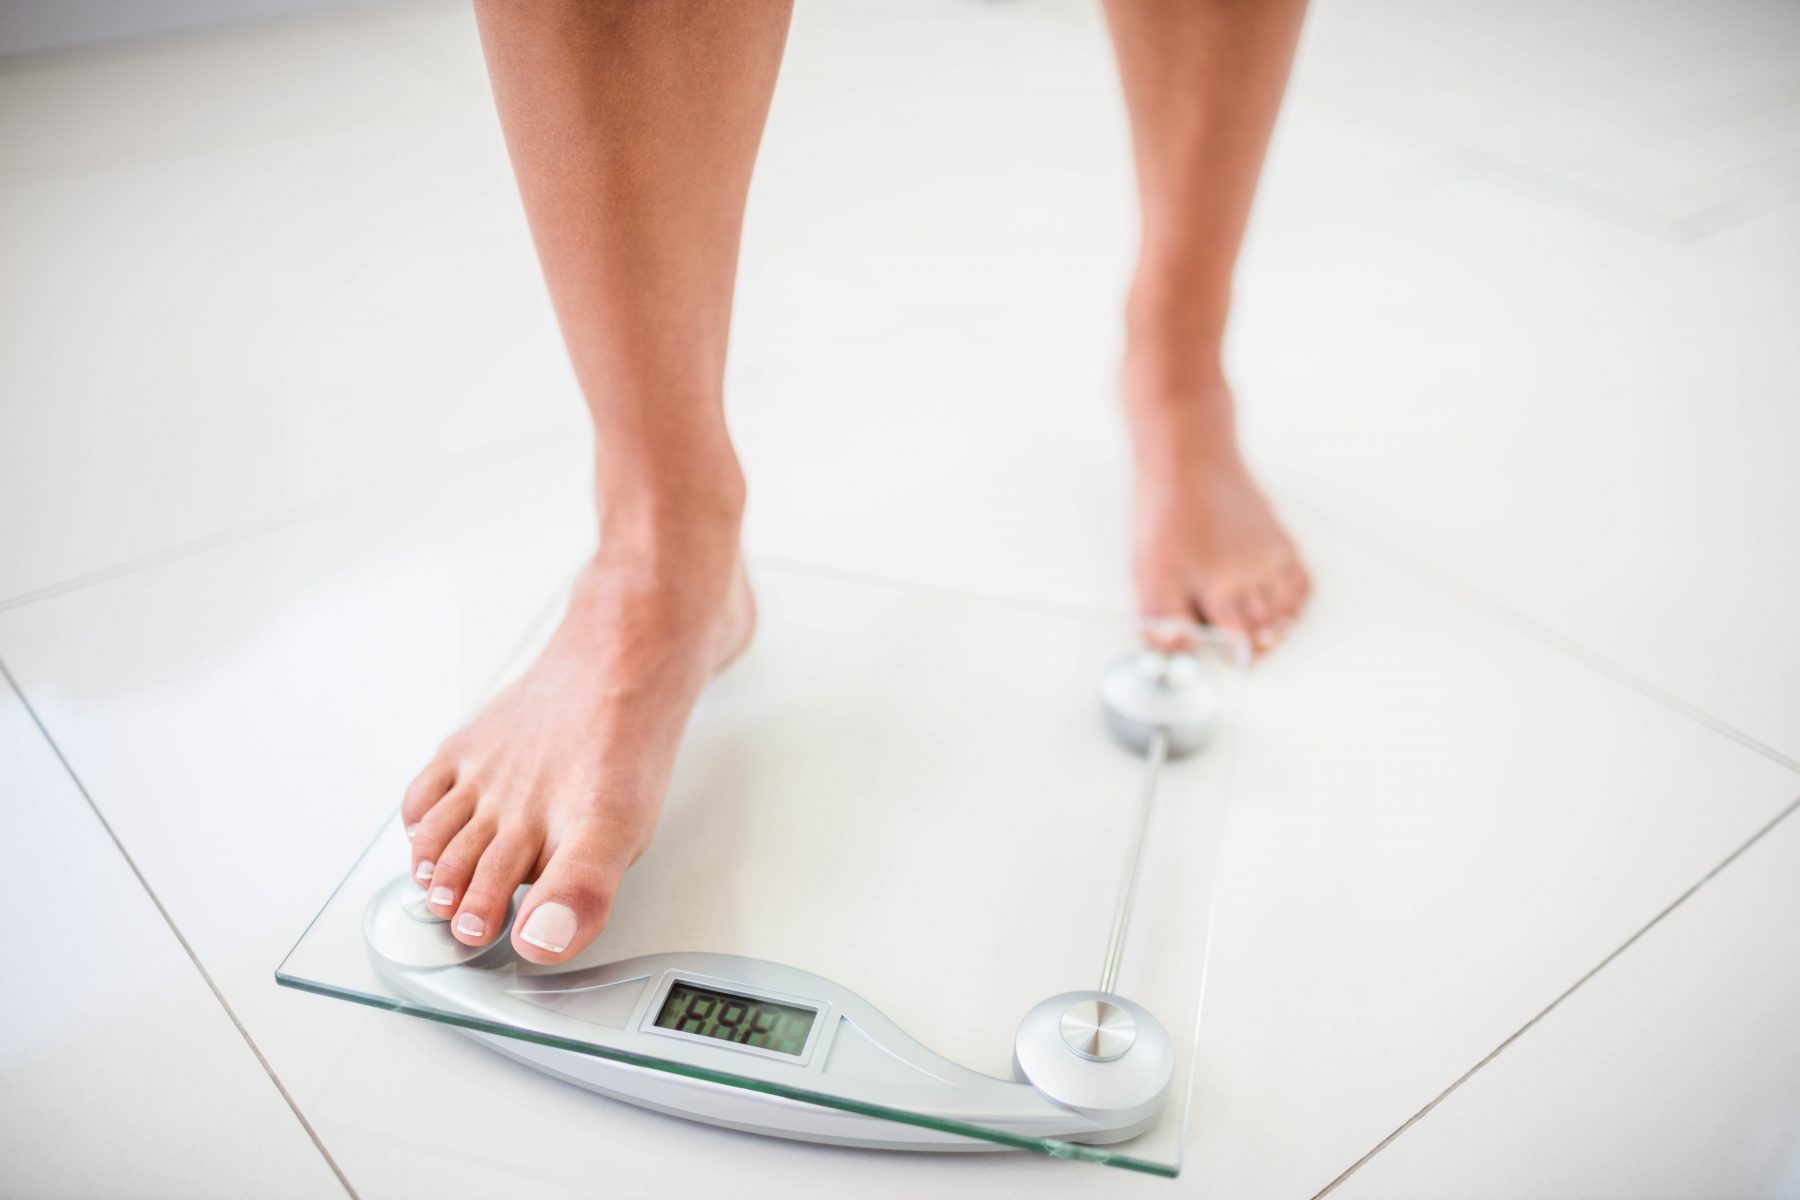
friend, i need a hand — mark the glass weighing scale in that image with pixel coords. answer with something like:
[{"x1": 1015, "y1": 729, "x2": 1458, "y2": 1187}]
[{"x1": 279, "y1": 572, "x2": 1245, "y2": 1176}]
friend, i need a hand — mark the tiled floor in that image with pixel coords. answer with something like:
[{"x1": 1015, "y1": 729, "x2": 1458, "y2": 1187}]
[{"x1": 2, "y1": 1, "x2": 1796, "y2": 1196}]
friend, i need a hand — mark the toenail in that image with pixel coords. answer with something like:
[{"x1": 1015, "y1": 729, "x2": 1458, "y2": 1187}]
[
  {"x1": 414, "y1": 860, "x2": 434, "y2": 884},
  {"x1": 1254, "y1": 627, "x2": 1276, "y2": 648},
  {"x1": 405, "y1": 823, "x2": 418, "y2": 841},
  {"x1": 429, "y1": 885, "x2": 453, "y2": 907},
  {"x1": 520, "y1": 902, "x2": 577, "y2": 955},
  {"x1": 454, "y1": 912, "x2": 485, "y2": 939}
]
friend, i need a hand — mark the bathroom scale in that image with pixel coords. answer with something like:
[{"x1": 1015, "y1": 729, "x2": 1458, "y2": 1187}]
[{"x1": 278, "y1": 570, "x2": 1246, "y2": 1177}]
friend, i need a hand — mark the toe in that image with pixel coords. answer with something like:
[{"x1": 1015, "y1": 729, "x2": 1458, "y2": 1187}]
[
  {"x1": 1133, "y1": 564, "x2": 1194, "y2": 627},
  {"x1": 1236, "y1": 585, "x2": 1277, "y2": 652},
  {"x1": 512, "y1": 818, "x2": 631, "y2": 964},
  {"x1": 401, "y1": 757, "x2": 456, "y2": 838},
  {"x1": 424, "y1": 816, "x2": 495, "y2": 918},
  {"x1": 1195, "y1": 581, "x2": 1250, "y2": 639},
  {"x1": 1136, "y1": 561, "x2": 1210, "y2": 649},
  {"x1": 1283, "y1": 561, "x2": 1313, "y2": 611},
  {"x1": 410, "y1": 786, "x2": 475, "y2": 888},
  {"x1": 1267, "y1": 562, "x2": 1308, "y2": 628},
  {"x1": 453, "y1": 828, "x2": 544, "y2": 945}
]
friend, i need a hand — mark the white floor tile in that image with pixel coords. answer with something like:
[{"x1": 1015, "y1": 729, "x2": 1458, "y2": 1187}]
[
  {"x1": 1231, "y1": 172, "x2": 1800, "y2": 764},
  {"x1": 1262, "y1": 3, "x2": 1800, "y2": 766},
  {"x1": 0, "y1": 442, "x2": 594, "y2": 954},
  {"x1": 1178, "y1": 519, "x2": 1799, "y2": 1199},
  {"x1": 0, "y1": 30, "x2": 579, "y2": 606},
  {"x1": 1334, "y1": 799, "x2": 1800, "y2": 1200},
  {"x1": 1293, "y1": 0, "x2": 1800, "y2": 236},
  {"x1": 0, "y1": 677, "x2": 343, "y2": 1198}
]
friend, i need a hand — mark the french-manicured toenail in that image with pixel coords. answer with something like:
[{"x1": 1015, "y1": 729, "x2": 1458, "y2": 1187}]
[
  {"x1": 520, "y1": 902, "x2": 577, "y2": 955},
  {"x1": 1254, "y1": 627, "x2": 1276, "y2": 648},
  {"x1": 429, "y1": 885, "x2": 453, "y2": 907},
  {"x1": 405, "y1": 824, "x2": 418, "y2": 841},
  {"x1": 414, "y1": 860, "x2": 435, "y2": 884},
  {"x1": 454, "y1": 912, "x2": 485, "y2": 939}
]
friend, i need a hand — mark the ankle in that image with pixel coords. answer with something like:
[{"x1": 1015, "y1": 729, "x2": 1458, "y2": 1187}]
[
  {"x1": 1121, "y1": 334, "x2": 1234, "y2": 431},
  {"x1": 1125, "y1": 246, "x2": 1232, "y2": 352},
  {"x1": 592, "y1": 474, "x2": 745, "y2": 605},
  {"x1": 1122, "y1": 289, "x2": 1232, "y2": 412},
  {"x1": 597, "y1": 442, "x2": 746, "y2": 537},
  {"x1": 1120, "y1": 343, "x2": 1241, "y2": 471}
]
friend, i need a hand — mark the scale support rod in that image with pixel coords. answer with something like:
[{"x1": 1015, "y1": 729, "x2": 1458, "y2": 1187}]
[{"x1": 1098, "y1": 727, "x2": 1168, "y2": 995}]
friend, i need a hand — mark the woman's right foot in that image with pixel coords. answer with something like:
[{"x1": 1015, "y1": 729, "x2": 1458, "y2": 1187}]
[{"x1": 400, "y1": 503, "x2": 754, "y2": 964}]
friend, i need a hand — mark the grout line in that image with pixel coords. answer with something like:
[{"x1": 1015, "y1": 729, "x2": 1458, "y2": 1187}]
[
  {"x1": 0, "y1": 427, "x2": 576, "y2": 615},
  {"x1": 1431, "y1": 146, "x2": 1689, "y2": 241},
  {"x1": 1289, "y1": 498, "x2": 1800, "y2": 778},
  {"x1": 0, "y1": 657, "x2": 362, "y2": 1200},
  {"x1": 1670, "y1": 178, "x2": 1800, "y2": 242},
  {"x1": 1312, "y1": 788, "x2": 1800, "y2": 1198},
  {"x1": 1435, "y1": 140, "x2": 1800, "y2": 248}
]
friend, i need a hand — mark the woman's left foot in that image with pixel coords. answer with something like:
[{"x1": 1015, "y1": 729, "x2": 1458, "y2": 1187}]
[{"x1": 1124, "y1": 361, "x2": 1310, "y2": 653}]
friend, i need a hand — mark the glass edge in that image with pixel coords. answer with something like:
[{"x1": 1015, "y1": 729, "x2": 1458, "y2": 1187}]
[
  {"x1": 274, "y1": 803, "x2": 401, "y2": 978},
  {"x1": 1166, "y1": 724, "x2": 1236, "y2": 1183},
  {"x1": 271, "y1": 971, "x2": 1179, "y2": 1177},
  {"x1": 1168, "y1": 633, "x2": 1249, "y2": 1178}
]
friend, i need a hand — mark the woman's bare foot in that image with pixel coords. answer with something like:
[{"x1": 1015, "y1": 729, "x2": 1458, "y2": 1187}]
[
  {"x1": 1125, "y1": 349, "x2": 1310, "y2": 654},
  {"x1": 400, "y1": 504, "x2": 754, "y2": 964}
]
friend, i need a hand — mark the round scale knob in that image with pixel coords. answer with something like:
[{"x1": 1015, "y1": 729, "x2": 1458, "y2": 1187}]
[
  {"x1": 1013, "y1": 990, "x2": 1173, "y2": 1139},
  {"x1": 401, "y1": 891, "x2": 447, "y2": 923},
  {"x1": 364, "y1": 875, "x2": 519, "y2": 971},
  {"x1": 1059, "y1": 998, "x2": 1136, "y2": 1062},
  {"x1": 1098, "y1": 647, "x2": 1221, "y2": 759}
]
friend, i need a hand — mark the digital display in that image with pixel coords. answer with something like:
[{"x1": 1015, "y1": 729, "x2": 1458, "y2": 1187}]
[{"x1": 653, "y1": 981, "x2": 818, "y2": 1057}]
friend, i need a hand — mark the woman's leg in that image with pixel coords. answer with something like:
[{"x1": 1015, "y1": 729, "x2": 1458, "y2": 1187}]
[
  {"x1": 402, "y1": 1, "x2": 792, "y2": 964},
  {"x1": 1101, "y1": 0, "x2": 1312, "y2": 651}
]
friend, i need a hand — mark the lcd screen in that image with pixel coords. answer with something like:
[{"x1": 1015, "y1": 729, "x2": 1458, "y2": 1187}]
[{"x1": 653, "y1": 981, "x2": 818, "y2": 1057}]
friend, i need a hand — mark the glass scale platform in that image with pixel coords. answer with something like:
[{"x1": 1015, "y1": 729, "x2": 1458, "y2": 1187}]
[{"x1": 278, "y1": 570, "x2": 1245, "y2": 1176}]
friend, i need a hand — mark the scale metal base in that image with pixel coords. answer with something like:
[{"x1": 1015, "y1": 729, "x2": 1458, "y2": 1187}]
[{"x1": 368, "y1": 877, "x2": 1171, "y2": 1149}]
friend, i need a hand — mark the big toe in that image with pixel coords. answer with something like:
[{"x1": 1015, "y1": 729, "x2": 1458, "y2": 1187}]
[{"x1": 511, "y1": 819, "x2": 632, "y2": 964}]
